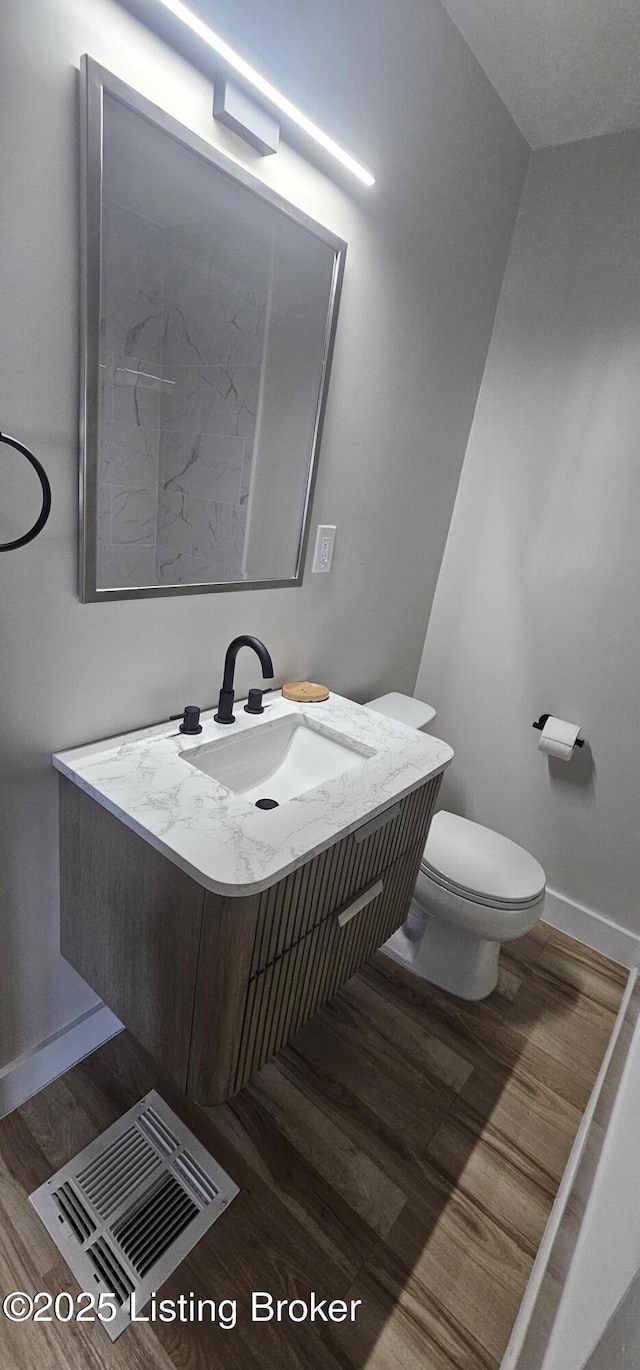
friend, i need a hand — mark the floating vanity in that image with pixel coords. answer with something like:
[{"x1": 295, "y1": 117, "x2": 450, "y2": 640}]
[{"x1": 54, "y1": 692, "x2": 452, "y2": 1104}]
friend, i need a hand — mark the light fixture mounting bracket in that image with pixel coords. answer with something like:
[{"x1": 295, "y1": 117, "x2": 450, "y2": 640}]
[{"x1": 213, "y1": 78, "x2": 280, "y2": 156}]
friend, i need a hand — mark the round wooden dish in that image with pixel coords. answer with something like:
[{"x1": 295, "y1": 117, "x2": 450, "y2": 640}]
[{"x1": 282, "y1": 681, "x2": 330, "y2": 703}]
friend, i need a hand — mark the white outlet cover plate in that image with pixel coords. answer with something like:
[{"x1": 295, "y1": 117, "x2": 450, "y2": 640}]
[{"x1": 312, "y1": 524, "x2": 336, "y2": 573}]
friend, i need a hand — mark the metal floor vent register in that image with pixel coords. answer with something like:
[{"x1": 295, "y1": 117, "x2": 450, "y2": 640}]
[{"x1": 29, "y1": 1091, "x2": 239, "y2": 1340}]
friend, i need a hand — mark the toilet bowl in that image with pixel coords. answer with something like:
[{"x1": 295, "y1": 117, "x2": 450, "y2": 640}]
[{"x1": 366, "y1": 693, "x2": 546, "y2": 1000}]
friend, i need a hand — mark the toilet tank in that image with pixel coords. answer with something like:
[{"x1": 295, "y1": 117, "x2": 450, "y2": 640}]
[{"x1": 365, "y1": 692, "x2": 436, "y2": 732}]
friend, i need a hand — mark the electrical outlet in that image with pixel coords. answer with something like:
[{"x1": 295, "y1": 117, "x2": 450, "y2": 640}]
[{"x1": 312, "y1": 524, "x2": 336, "y2": 573}]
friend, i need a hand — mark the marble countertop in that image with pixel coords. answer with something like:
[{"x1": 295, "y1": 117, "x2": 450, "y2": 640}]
[{"x1": 52, "y1": 692, "x2": 453, "y2": 896}]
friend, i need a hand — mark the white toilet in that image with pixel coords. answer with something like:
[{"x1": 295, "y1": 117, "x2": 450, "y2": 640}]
[{"x1": 366, "y1": 692, "x2": 546, "y2": 1000}]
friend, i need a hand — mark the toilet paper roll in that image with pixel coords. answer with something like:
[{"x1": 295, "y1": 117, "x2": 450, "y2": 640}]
[{"x1": 538, "y1": 715, "x2": 581, "y2": 761}]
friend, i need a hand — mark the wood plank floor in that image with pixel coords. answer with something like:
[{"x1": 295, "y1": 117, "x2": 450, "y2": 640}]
[{"x1": 0, "y1": 925, "x2": 626, "y2": 1370}]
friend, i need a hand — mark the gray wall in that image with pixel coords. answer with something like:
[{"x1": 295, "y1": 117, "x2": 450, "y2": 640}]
[
  {"x1": 418, "y1": 132, "x2": 640, "y2": 930},
  {"x1": 0, "y1": 0, "x2": 527, "y2": 1070},
  {"x1": 583, "y1": 1268, "x2": 640, "y2": 1370}
]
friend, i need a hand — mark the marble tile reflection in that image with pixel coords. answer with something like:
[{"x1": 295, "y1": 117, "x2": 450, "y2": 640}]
[
  {"x1": 99, "y1": 421, "x2": 159, "y2": 488},
  {"x1": 239, "y1": 449, "x2": 252, "y2": 508},
  {"x1": 111, "y1": 487, "x2": 157, "y2": 545},
  {"x1": 156, "y1": 489, "x2": 195, "y2": 554},
  {"x1": 192, "y1": 498, "x2": 246, "y2": 568},
  {"x1": 95, "y1": 173, "x2": 325, "y2": 592},
  {"x1": 155, "y1": 547, "x2": 215, "y2": 585},
  {"x1": 200, "y1": 365, "x2": 260, "y2": 440},
  {"x1": 101, "y1": 201, "x2": 166, "y2": 365},
  {"x1": 100, "y1": 272, "x2": 164, "y2": 367},
  {"x1": 97, "y1": 483, "x2": 112, "y2": 543},
  {"x1": 160, "y1": 364, "x2": 259, "y2": 445},
  {"x1": 112, "y1": 361, "x2": 163, "y2": 428},
  {"x1": 98, "y1": 364, "x2": 113, "y2": 423},
  {"x1": 164, "y1": 283, "x2": 266, "y2": 371},
  {"x1": 167, "y1": 215, "x2": 270, "y2": 298},
  {"x1": 159, "y1": 365, "x2": 200, "y2": 433},
  {"x1": 161, "y1": 430, "x2": 244, "y2": 503},
  {"x1": 97, "y1": 542, "x2": 156, "y2": 590}
]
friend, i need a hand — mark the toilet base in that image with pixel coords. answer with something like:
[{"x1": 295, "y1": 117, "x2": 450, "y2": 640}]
[{"x1": 383, "y1": 900, "x2": 500, "y2": 1000}]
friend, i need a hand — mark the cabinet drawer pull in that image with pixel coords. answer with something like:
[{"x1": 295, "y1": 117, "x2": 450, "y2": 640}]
[
  {"x1": 335, "y1": 879, "x2": 384, "y2": 928},
  {"x1": 353, "y1": 802, "x2": 402, "y2": 844}
]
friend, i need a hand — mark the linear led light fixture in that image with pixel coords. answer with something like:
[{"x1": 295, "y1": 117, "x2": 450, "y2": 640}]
[{"x1": 153, "y1": 0, "x2": 376, "y2": 186}]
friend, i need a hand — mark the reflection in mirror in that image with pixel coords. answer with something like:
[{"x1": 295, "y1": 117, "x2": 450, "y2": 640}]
[{"x1": 81, "y1": 62, "x2": 346, "y2": 599}]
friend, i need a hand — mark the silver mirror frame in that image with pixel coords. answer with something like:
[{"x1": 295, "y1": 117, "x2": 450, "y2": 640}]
[{"x1": 78, "y1": 55, "x2": 346, "y2": 602}]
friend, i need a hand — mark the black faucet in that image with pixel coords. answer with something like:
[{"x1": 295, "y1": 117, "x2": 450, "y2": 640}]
[{"x1": 214, "y1": 636, "x2": 274, "y2": 724}]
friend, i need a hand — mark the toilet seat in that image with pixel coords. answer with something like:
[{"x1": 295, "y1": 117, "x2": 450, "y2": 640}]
[
  {"x1": 419, "y1": 862, "x2": 544, "y2": 911},
  {"x1": 421, "y1": 811, "x2": 545, "y2": 907}
]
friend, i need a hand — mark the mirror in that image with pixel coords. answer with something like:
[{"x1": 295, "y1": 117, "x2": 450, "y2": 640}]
[{"x1": 79, "y1": 58, "x2": 346, "y2": 600}]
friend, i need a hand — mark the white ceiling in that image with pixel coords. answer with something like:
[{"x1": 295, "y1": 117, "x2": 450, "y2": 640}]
[{"x1": 439, "y1": 0, "x2": 640, "y2": 148}]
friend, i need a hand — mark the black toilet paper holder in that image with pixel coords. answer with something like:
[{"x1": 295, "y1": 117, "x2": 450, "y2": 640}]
[{"x1": 532, "y1": 714, "x2": 584, "y2": 746}]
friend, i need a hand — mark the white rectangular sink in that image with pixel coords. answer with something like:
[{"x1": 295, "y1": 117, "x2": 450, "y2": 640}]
[
  {"x1": 183, "y1": 713, "x2": 371, "y2": 805},
  {"x1": 53, "y1": 692, "x2": 454, "y2": 894}
]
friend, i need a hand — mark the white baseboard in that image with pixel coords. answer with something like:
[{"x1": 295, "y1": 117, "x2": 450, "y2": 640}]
[
  {"x1": 501, "y1": 966, "x2": 638, "y2": 1369},
  {"x1": 543, "y1": 887, "x2": 640, "y2": 969},
  {"x1": 0, "y1": 1004, "x2": 123, "y2": 1120}
]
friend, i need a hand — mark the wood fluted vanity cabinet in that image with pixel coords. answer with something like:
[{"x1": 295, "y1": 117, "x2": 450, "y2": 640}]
[{"x1": 59, "y1": 771, "x2": 442, "y2": 1105}]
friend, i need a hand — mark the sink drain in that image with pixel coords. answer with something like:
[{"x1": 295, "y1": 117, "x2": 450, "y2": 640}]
[{"x1": 255, "y1": 798, "x2": 279, "y2": 810}]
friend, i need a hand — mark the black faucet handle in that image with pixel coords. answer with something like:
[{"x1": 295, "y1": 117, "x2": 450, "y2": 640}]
[
  {"x1": 244, "y1": 688, "x2": 265, "y2": 715},
  {"x1": 170, "y1": 705, "x2": 203, "y2": 735},
  {"x1": 214, "y1": 689, "x2": 235, "y2": 724}
]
